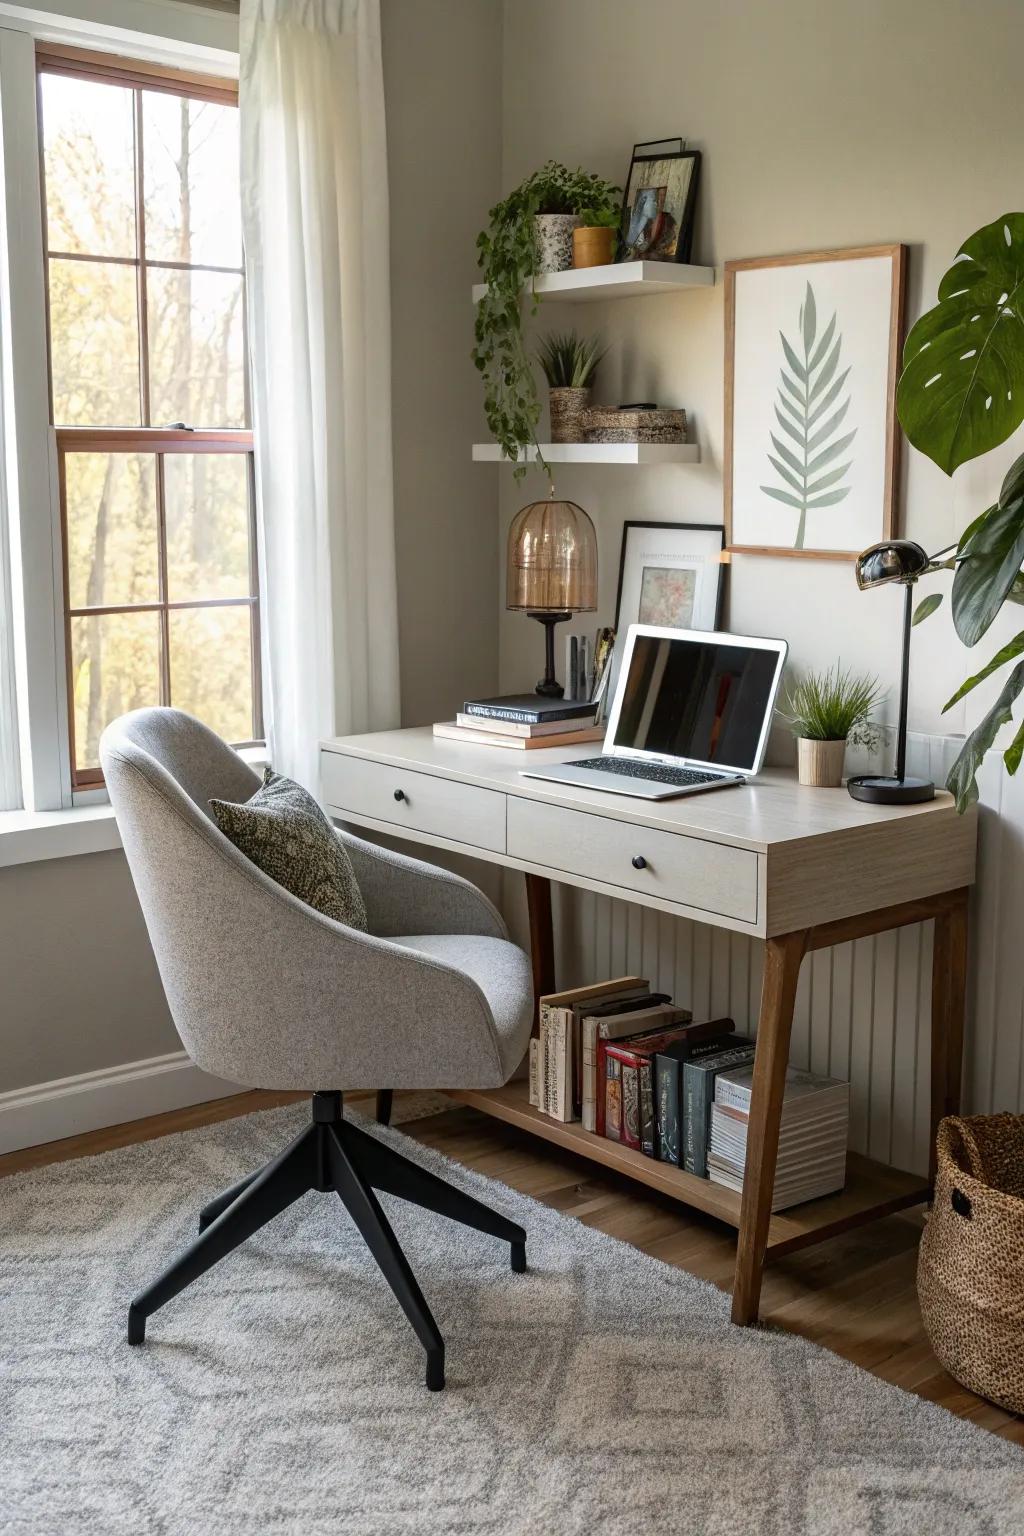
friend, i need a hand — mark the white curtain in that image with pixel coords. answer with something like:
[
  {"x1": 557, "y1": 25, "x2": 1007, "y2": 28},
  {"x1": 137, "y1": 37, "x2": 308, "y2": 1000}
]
[
  {"x1": 240, "y1": 0, "x2": 400, "y2": 792},
  {"x1": 0, "y1": 374, "x2": 22, "y2": 811}
]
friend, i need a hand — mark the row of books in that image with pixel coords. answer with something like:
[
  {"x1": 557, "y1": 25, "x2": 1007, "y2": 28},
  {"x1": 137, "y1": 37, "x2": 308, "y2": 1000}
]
[
  {"x1": 527, "y1": 975, "x2": 849, "y2": 1211},
  {"x1": 432, "y1": 636, "x2": 616, "y2": 751}
]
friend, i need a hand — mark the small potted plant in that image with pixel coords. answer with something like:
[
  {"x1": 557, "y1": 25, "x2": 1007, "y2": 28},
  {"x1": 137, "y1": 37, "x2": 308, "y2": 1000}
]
[
  {"x1": 573, "y1": 204, "x2": 620, "y2": 269},
  {"x1": 474, "y1": 162, "x2": 620, "y2": 474},
  {"x1": 537, "y1": 331, "x2": 606, "y2": 443},
  {"x1": 783, "y1": 665, "x2": 882, "y2": 788}
]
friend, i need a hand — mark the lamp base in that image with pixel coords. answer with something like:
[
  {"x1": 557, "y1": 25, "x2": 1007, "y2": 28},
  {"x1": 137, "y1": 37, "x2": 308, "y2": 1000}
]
[
  {"x1": 846, "y1": 774, "x2": 935, "y2": 805},
  {"x1": 527, "y1": 610, "x2": 571, "y2": 698}
]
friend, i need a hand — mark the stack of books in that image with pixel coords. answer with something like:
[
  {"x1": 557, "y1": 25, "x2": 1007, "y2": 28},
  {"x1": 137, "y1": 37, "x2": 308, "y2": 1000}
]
[
  {"x1": 707, "y1": 1065, "x2": 850, "y2": 1211},
  {"x1": 433, "y1": 693, "x2": 604, "y2": 751}
]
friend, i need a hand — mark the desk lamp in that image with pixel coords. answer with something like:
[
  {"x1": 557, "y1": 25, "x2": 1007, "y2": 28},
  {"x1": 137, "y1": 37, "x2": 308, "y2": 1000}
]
[
  {"x1": 846, "y1": 539, "x2": 935, "y2": 805},
  {"x1": 506, "y1": 490, "x2": 598, "y2": 697}
]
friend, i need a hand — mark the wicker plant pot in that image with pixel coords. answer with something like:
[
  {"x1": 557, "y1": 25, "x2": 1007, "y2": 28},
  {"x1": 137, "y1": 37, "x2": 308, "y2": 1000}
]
[
  {"x1": 534, "y1": 213, "x2": 581, "y2": 273},
  {"x1": 549, "y1": 386, "x2": 592, "y2": 443},
  {"x1": 918, "y1": 1114, "x2": 1024, "y2": 1414},
  {"x1": 797, "y1": 737, "x2": 846, "y2": 787},
  {"x1": 573, "y1": 226, "x2": 616, "y2": 268}
]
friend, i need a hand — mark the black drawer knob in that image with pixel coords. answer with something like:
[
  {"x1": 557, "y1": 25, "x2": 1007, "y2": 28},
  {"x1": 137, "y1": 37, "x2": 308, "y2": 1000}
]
[
  {"x1": 632, "y1": 854, "x2": 647, "y2": 870},
  {"x1": 394, "y1": 788, "x2": 407, "y2": 803}
]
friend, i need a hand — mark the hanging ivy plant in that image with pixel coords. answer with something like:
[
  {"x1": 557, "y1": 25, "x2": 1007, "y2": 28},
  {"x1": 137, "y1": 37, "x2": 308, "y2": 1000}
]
[{"x1": 472, "y1": 162, "x2": 620, "y2": 478}]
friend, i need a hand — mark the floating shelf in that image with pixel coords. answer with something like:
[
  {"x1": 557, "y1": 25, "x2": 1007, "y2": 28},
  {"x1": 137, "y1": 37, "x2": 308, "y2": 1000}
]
[
  {"x1": 472, "y1": 441, "x2": 700, "y2": 465},
  {"x1": 472, "y1": 259, "x2": 715, "y2": 305}
]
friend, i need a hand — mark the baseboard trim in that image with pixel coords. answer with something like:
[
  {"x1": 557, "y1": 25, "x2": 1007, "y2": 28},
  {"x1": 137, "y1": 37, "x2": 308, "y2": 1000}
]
[{"x1": 0, "y1": 1051, "x2": 238, "y2": 1155}]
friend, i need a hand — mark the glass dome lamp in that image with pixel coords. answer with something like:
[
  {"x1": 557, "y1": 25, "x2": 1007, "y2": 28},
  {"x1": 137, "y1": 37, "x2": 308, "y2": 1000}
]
[{"x1": 506, "y1": 491, "x2": 598, "y2": 697}]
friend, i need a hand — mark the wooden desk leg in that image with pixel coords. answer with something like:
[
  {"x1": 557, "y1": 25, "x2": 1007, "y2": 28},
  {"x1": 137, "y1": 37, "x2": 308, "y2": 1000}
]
[
  {"x1": 525, "y1": 873, "x2": 555, "y2": 1033},
  {"x1": 731, "y1": 929, "x2": 809, "y2": 1325},
  {"x1": 929, "y1": 886, "x2": 969, "y2": 1184}
]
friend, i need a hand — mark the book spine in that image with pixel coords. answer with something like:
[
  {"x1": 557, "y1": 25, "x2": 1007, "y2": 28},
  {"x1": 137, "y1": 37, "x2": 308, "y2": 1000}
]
[
  {"x1": 555, "y1": 1007, "x2": 574, "y2": 1122},
  {"x1": 581, "y1": 1018, "x2": 598, "y2": 1133},
  {"x1": 463, "y1": 702, "x2": 589, "y2": 724},
  {"x1": 569, "y1": 636, "x2": 578, "y2": 702},
  {"x1": 682, "y1": 1060, "x2": 709, "y2": 1175},
  {"x1": 639, "y1": 1061, "x2": 656, "y2": 1157},
  {"x1": 538, "y1": 1003, "x2": 553, "y2": 1117},
  {"x1": 456, "y1": 712, "x2": 531, "y2": 736},
  {"x1": 656, "y1": 1055, "x2": 680, "y2": 1164},
  {"x1": 528, "y1": 1037, "x2": 539, "y2": 1108},
  {"x1": 620, "y1": 1064, "x2": 641, "y2": 1149},
  {"x1": 714, "y1": 1078, "x2": 753, "y2": 1113},
  {"x1": 605, "y1": 1056, "x2": 622, "y2": 1142}
]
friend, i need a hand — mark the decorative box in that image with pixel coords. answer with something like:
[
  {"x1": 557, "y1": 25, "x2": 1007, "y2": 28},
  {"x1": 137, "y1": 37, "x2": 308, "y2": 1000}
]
[{"x1": 582, "y1": 405, "x2": 687, "y2": 444}]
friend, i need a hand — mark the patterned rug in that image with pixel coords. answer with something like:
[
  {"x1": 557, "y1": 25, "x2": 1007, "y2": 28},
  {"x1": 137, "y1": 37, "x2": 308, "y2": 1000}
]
[{"x1": 2, "y1": 1096, "x2": 1023, "y2": 1536}]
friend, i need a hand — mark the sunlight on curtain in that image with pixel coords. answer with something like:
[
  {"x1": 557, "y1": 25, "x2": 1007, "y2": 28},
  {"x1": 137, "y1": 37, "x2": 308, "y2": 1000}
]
[
  {"x1": 240, "y1": 0, "x2": 399, "y2": 792},
  {"x1": 0, "y1": 367, "x2": 22, "y2": 811}
]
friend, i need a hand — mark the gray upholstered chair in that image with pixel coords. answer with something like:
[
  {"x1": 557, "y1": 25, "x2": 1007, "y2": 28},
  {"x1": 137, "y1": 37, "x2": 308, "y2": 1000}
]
[{"x1": 100, "y1": 707, "x2": 534, "y2": 1390}]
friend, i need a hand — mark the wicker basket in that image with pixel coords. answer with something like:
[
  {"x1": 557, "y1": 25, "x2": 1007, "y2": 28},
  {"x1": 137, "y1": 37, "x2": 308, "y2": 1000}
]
[
  {"x1": 583, "y1": 405, "x2": 687, "y2": 444},
  {"x1": 918, "y1": 1114, "x2": 1024, "y2": 1413}
]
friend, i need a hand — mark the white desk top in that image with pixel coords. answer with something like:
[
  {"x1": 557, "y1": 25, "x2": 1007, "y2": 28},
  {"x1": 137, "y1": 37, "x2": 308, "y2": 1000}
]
[{"x1": 321, "y1": 726, "x2": 968, "y2": 857}]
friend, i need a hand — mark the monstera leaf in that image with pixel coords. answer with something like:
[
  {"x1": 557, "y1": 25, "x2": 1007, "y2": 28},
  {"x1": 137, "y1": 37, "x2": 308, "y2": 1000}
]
[{"x1": 897, "y1": 214, "x2": 1024, "y2": 474}]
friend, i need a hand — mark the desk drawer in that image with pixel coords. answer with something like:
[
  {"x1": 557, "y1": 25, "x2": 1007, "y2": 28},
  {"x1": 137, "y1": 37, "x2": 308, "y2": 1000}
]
[
  {"x1": 507, "y1": 796, "x2": 758, "y2": 924},
  {"x1": 321, "y1": 752, "x2": 506, "y2": 854}
]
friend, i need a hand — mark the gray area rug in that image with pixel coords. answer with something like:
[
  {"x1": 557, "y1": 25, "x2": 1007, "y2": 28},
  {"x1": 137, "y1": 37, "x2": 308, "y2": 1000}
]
[{"x1": 2, "y1": 1096, "x2": 1023, "y2": 1536}]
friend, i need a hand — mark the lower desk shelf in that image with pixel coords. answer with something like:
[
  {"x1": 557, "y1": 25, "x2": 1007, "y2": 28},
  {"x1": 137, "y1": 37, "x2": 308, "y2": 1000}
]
[{"x1": 451, "y1": 1079, "x2": 930, "y2": 1258}]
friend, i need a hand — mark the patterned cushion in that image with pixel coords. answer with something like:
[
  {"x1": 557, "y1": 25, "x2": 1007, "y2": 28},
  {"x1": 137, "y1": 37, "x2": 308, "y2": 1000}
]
[{"x1": 210, "y1": 769, "x2": 367, "y2": 931}]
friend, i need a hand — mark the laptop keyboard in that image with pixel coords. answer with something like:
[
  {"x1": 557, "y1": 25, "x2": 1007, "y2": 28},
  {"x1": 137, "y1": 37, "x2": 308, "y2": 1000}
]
[{"x1": 564, "y1": 756, "x2": 729, "y2": 789}]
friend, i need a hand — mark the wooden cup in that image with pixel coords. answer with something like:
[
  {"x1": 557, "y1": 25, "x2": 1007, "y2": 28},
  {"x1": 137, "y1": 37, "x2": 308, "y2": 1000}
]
[
  {"x1": 798, "y1": 737, "x2": 847, "y2": 787},
  {"x1": 572, "y1": 226, "x2": 616, "y2": 269}
]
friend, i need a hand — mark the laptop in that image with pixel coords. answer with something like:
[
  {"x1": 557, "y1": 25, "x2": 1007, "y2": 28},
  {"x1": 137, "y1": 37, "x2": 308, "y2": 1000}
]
[{"x1": 520, "y1": 624, "x2": 788, "y2": 801}]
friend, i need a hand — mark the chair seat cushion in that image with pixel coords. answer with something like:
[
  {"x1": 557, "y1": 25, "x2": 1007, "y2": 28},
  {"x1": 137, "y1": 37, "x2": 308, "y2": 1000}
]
[
  {"x1": 389, "y1": 933, "x2": 533, "y2": 1081},
  {"x1": 210, "y1": 770, "x2": 367, "y2": 931}
]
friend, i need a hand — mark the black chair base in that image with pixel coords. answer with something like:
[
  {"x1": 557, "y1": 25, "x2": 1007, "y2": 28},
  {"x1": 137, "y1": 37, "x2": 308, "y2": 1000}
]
[{"x1": 127, "y1": 1091, "x2": 527, "y2": 1391}]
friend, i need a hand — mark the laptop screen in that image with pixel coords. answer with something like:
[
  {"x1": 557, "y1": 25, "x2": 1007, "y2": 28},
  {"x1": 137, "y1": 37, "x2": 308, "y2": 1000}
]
[{"x1": 610, "y1": 632, "x2": 781, "y2": 772}]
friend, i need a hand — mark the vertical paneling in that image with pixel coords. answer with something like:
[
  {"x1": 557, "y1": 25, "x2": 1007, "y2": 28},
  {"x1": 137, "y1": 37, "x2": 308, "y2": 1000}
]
[{"x1": 545, "y1": 736, "x2": 1020, "y2": 1177}]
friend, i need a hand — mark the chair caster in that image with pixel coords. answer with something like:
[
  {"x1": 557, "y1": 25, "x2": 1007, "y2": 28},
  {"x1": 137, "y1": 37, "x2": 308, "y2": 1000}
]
[
  {"x1": 426, "y1": 1348, "x2": 445, "y2": 1391},
  {"x1": 511, "y1": 1240, "x2": 527, "y2": 1273},
  {"x1": 127, "y1": 1304, "x2": 146, "y2": 1345}
]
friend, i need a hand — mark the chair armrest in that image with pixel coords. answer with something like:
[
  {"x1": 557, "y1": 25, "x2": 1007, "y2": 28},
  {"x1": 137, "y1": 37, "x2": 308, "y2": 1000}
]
[{"x1": 338, "y1": 828, "x2": 508, "y2": 940}]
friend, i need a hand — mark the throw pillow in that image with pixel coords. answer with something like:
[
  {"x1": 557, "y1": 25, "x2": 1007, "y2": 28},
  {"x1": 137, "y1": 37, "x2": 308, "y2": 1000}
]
[{"x1": 210, "y1": 769, "x2": 368, "y2": 931}]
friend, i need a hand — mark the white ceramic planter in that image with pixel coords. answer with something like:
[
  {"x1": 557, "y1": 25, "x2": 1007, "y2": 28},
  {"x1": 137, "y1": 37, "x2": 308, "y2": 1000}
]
[
  {"x1": 798, "y1": 737, "x2": 846, "y2": 788},
  {"x1": 534, "y1": 213, "x2": 581, "y2": 273}
]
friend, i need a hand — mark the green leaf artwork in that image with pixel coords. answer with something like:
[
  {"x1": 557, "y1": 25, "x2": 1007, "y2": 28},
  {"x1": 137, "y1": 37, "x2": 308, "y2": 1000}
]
[{"x1": 760, "y1": 281, "x2": 856, "y2": 550}]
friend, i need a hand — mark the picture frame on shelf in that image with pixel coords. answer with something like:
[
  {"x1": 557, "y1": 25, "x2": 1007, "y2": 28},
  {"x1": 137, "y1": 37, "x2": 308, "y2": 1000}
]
[
  {"x1": 617, "y1": 140, "x2": 701, "y2": 265},
  {"x1": 724, "y1": 244, "x2": 906, "y2": 561}
]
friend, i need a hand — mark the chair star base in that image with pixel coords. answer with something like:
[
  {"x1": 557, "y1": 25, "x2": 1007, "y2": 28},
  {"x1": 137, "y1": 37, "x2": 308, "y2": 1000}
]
[{"x1": 126, "y1": 1093, "x2": 527, "y2": 1391}]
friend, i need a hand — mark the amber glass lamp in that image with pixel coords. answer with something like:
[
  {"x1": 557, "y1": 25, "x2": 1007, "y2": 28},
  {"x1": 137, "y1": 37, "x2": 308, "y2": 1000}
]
[{"x1": 506, "y1": 491, "x2": 598, "y2": 696}]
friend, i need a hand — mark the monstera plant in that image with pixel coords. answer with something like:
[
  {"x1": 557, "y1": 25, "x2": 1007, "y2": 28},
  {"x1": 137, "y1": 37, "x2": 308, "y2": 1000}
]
[{"x1": 897, "y1": 212, "x2": 1024, "y2": 811}]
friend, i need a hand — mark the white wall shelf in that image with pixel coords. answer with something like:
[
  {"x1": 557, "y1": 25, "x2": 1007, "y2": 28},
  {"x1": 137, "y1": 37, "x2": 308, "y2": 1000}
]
[
  {"x1": 472, "y1": 442, "x2": 700, "y2": 465},
  {"x1": 471, "y1": 259, "x2": 715, "y2": 305}
]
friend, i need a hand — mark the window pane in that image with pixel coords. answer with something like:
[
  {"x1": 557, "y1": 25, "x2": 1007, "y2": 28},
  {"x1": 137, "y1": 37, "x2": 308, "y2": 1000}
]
[
  {"x1": 65, "y1": 453, "x2": 158, "y2": 609},
  {"x1": 169, "y1": 605, "x2": 253, "y2": 742},
  {"x1": 147, "y1": 268, "x2": 245, "y2": 427},
  {"x1": 40, "y1": 74, "x2": 136, "y2": 258},
  {"x1": 49, "y1": 258, "x2": 141, "y2": 425},
  {"x1": 142, "y1": 92, "x2": 241, "y2": 268},
  {"x1": 164, "y1": 454, "x2": 251, "y2": 602},
  {"x1": 71, "y1": 611, "x2": 161, "y2": 771}
]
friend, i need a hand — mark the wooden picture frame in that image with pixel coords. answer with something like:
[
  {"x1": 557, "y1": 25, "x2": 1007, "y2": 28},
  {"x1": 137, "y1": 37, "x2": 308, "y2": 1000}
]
[{"x1": 724, "y1": 244, "x2": 906, "y2": 562}]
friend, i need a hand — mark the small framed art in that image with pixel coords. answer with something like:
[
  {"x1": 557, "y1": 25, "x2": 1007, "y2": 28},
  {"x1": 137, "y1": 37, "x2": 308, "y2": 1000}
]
[
  {"x1": 617, "y1": 140, "x2": 701, "y2": 265},
  {"x1": 724, "y1": 244, "x2": 906, "y2": 561},
  {"x1": 615, "y1": 521, "x2": 725, "y2": 632}
]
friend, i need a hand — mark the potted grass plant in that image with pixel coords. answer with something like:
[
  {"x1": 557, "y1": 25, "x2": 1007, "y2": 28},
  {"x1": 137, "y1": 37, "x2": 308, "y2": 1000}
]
[
  {"x1": 783, "y1": 665, "x2": 882, "y2": 787},
  {"x1": 537, "y1": 331, "x2": 606, "y2": 443}
]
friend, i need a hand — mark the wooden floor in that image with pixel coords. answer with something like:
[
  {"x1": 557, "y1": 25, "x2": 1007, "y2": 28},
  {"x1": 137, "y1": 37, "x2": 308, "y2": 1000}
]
[{"x1": 3, "y1": 1088, "x2": 1021, "y2": 1447}]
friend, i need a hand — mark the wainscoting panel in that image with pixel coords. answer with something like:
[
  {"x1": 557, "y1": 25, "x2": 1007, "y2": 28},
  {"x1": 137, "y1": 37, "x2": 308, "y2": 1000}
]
[{"x1": 545, "y1": 735, "x2": 1023, "y2": 1178}]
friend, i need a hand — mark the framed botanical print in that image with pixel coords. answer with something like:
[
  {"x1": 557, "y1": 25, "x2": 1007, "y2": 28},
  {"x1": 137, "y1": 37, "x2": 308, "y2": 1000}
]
[
  {"x1": 615, "y1": 520, "x2": 725, "y2": 631},
  {"x1": 617, "y1": 140, "x2": 701, "y2": 265},
  {"x1": 724, "y1": 244, "x2": 906, "y2": 560}
]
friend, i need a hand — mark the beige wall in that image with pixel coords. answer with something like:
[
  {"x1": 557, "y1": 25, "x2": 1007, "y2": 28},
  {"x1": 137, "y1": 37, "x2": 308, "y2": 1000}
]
[
  {"x1": 384, "y1": 0, "x2": 502, "y2": 726},
  {"x1": 497, "y1": 0, "x2": 1024, "y2": 746},
  {"x1": 2, "y1": 0, "x2": 503, "y2": 1100}
]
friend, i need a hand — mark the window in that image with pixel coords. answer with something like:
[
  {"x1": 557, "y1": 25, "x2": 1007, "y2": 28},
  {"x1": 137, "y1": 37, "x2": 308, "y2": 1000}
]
[{"x1": 37, "y1": 49, "x2": 261, "y2": 787}]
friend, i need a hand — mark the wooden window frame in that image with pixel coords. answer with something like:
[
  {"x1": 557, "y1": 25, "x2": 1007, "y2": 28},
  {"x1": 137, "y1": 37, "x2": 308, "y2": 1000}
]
[{"x1": 36, "y1": 47, "x2": 262, "y2": 790}]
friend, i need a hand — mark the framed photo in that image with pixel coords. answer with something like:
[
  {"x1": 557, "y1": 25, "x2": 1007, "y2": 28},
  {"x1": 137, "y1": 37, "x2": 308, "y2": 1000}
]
[
  {"x1": 618, "y1": 140, "x2": 701, "y2": 265},
  {"x1": 724, "y1": 244, "x2": 906, "y2": 561},
  {"x1": 615, "y1": 520, "x2": 724, "y2": 632}
]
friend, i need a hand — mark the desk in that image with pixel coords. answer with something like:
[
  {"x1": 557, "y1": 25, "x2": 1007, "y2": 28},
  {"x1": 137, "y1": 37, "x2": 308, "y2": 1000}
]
[{"x1": 320, "y1": 727, "x2": 977, "y2": 1325}]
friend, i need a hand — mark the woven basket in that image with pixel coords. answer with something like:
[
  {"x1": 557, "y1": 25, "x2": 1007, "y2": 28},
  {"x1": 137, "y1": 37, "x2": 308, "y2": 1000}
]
[
  {"x1": 918, "y1": 1114, "x2": 1024, "y2": 1413},
  {"x1": 583, "y1": 405, "x2": 687, "y2": 444}
]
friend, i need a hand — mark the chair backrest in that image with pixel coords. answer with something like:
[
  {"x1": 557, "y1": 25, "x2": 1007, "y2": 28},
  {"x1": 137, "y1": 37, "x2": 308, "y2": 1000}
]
[{"x1": 100, "y1": 708, "x2": 269, "y2": 1081}]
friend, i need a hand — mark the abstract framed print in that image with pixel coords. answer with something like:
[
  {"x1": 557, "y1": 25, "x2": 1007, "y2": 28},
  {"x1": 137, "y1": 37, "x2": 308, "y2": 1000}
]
[
  {"x1": 617, "y1": 140, "x2": 701, "y2": 265},
  {"x1": 724, "y1": 244, "x2": 906, "y2": 560}
]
